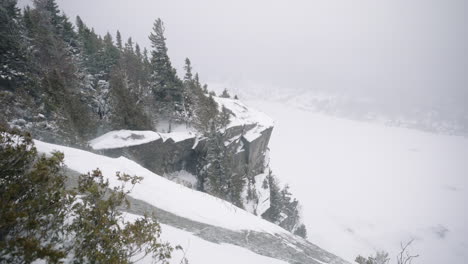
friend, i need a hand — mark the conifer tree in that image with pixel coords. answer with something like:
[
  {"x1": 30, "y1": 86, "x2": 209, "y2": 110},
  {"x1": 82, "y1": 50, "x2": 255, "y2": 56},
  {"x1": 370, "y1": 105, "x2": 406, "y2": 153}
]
[
  {"x1": 135, "y1": 43, "x2": 142, "y2": 60},
  {"x1": 70, "y1": 169, "x2": 175, "y2": 264},
  {"x1": 148, "y1": 18, "x2": 184, "y2": 129},
  {"x1": 109, "y1": 68, "x2": 152, "y2": 130},
  {"x1": 0, "y1": 128, "x2": 73, "y2": 263},
  {"x1": 184, "y1": 58, "x2": 193, "y2": 82},
  {"x1": 221, "y1": 88, "x2": 231, "y2": 98},
  {"x1": 0, "y1": 0, "x2": 27, "y2": 87},
  {"x1": 116, "y1": 30, "x2": 122, "y2": 50},
  {"x1": 0, "y1": 127, "x2": 178, "y2": 263}
]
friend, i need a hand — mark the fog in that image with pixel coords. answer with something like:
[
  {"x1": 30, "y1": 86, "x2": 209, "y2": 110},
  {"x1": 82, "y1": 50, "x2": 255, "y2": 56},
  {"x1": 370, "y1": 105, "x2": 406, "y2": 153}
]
[{"x1": 19, "y1": 0, "x2": 468, "y2": 119}]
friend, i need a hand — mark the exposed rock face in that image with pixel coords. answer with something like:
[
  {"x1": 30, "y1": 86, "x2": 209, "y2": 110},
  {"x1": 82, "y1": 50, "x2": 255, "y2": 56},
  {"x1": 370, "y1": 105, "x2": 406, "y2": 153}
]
[
  {"x1": 95, "y1": 124, "x2": 273, "y2": 178},
  {"x1": 92, "y1": 97, "x2": 274, "y2": 179}
]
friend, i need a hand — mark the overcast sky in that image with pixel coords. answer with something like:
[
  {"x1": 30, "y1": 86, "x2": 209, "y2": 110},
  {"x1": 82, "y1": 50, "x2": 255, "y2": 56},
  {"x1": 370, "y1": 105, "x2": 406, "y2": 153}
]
[{"x1": 19, "y1": 0, "x2": 468, "y2": 112}]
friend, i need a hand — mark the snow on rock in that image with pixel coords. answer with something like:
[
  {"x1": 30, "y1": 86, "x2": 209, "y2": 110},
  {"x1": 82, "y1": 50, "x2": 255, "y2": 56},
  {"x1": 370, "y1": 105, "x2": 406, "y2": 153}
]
[
  {"x1": 89, "y1": 129, "x2": 196, "y2": 150},
  {"x1": 35, "y1": 140, "x2": 286, "y2": 234},
  {"x1": 159, "y1": 131, "x2": 195, "y2": 143},
  {"x1": 214, "y1": 97, "x2": 274, "y2": 142},
  {"x1": 89, "y1": 98, "x2": 274, "y2": 150},
  {"x1": 89, "y1": 130, "x2": 161, "y2": 150},
  {"x1": 123, "y1": 213, "x2": 288, "y2": 264},
  {"x1": 243, "y1": 172, "x2": 271, "y2": 216}
]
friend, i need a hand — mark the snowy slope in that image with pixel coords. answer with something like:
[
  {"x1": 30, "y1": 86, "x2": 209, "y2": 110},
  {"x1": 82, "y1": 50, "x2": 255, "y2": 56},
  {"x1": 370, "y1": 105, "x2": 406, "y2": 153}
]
[
  {"x1": 122, "y1": 213, "x2": 288, "y2": 264},
  {"x1": 248, "y1": 100, "x2": 468, "y2": 264},
  {"x1": 35, "y1": 140, "x2": 285, "y2": 234}
]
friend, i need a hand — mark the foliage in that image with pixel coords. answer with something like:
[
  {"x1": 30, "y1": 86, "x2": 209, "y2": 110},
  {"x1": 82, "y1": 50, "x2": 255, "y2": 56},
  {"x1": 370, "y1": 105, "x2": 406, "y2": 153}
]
[
  {"x1": 199, "y1": 113, "x2": 245, "y2": 208},
  {"x1": 0, "y1": 127, "x2": 73, "y2": 263},
  {"x1": 70, "y1": 169, "x2": 175, "y2": 264},
  {"x1": 0, "y1": 127, "x2": 179, "y2": 263},
  {"x1": 356, "y1": 240, "x2": 419, "y2": 264},
  {"x1": 220, "y1": 88, "x2": 231, "y2": 98},
  {"x1": 261, "y1": 170, "x2": 307, "y2": 237}
]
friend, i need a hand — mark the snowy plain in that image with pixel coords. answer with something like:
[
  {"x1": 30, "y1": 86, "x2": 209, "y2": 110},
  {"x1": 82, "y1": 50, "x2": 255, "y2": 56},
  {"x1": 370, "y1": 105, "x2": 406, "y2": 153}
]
[{"x1": 247, "y1": 99, "x2": 468, "y2": 264}]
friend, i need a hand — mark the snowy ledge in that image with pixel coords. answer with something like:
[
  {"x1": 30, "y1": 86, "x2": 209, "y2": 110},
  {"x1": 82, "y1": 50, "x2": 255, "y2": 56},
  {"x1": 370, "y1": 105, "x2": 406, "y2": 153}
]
[
  {"x1": 89, "y1": 97, "x2": 274, "y2": 150},
  {"x1": 89, "y1": 130, "x2": 196, "y2": 150},
  {"x1": 213, "y1": 97, "x2": 274, "y2": 143}
]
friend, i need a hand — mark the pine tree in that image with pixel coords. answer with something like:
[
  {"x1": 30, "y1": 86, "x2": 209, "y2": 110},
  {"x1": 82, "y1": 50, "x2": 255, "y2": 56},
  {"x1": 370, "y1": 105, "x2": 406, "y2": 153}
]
[
  {"x1": 0, "y1": 127, "x2": 178, "y2": 263},
  {"x1": 0, "y1": 128, "x2": 73, "y2": 263},
  {"x1": 135, "y1": 43, "x2": 142, "y2": 60},
  {"x1": 116, "y1": 30, "x2": 122, "y2": 50},
  {"x1": 24, "y1": 2, "x2": 95, "y2": 143},
  {"x1": 201, "y1": 111, "x2": 245, "y2": 207},
  {"x1": 183, "y1": 57, "x2": 193, "y2": 82},
  {"x1": 70, "y1": 170, "x2": 175, "y2": 264},
  {"x1": 262, "y1": 170, "x2": 283, "y2": 223},
  {"x1": 294, "y1": 224, "x2": 308, "y2": 239},
  {"x1": 148, "y1": 18, "x2": 184, "y2": 129},
  {"x1": 0, "y1": 0, "x2": 27, "y2": 88},
  {"x1": 220, "y1": 88, "x2": 231, "y2": 98},
  {"x1": 108, "y1": 68, "x2": 152, "y2": 130},
  {"x1": 261, "y1": 170, "x2": 306, "y2": 235}
]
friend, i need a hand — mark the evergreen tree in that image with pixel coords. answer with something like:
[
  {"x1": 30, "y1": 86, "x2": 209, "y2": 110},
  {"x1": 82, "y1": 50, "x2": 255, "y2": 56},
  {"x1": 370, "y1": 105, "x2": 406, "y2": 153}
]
[
  {"x1": 193, "y1": 94, "x2": 218, "y2": 132},
  {"x1": 149, "y1": 18, "x2": 184, "y2": 129},
  {"x1": 0, "y1": 128, "x2": 73, "y2": 263},
  {"x1": 262, "y1": 170, "x2": 283, "y2": 223},
  {"x1": 70, "y1": 169, "x2": 175, "y2": 264},
  {"x1": 116, "y1": 30, "x2": 122, "y2": 50},
  {"x1": 75, "y1": 16, "x2": 102, "y2": 74},
  {"x1": 0, "y1": 127, "x2": 178, "y2": 263},
  {"x1": 220, "y1": 88, "x2": 231, "y2": 98},
  {"x1": 183, "y1": 57, "x2": 193, "y2": 82},
  {"x1": 135, "y1": 43, "x2": 142, "y2": 60},
  {"x1": 98, "y1": 32, "x2": 120, "y2": 76},
  {"x1": 24, "y1": 2, "x2": 95, "y2": 143},
  {"x1": 294, "y1": 224, "x2": 308, "y2": 239},
  {"x1": 261, "y1": 170, "x2": 307, "y2": 236},
  {"x1": 0, "y1": 0, "x2": 27, "y2": 88},
  {"x1": 201, "y1": 110, "x2": 245, "y2": 207},
  {"x1": 108, "y1": 68, "x2": 152, "y2": 130}
]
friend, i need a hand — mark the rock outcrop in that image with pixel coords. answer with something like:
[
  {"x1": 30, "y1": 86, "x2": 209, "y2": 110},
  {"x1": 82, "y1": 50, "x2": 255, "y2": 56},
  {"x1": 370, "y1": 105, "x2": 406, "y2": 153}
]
[{"x1": 90, "y1": 97, "x2": 274, "y2": 179}]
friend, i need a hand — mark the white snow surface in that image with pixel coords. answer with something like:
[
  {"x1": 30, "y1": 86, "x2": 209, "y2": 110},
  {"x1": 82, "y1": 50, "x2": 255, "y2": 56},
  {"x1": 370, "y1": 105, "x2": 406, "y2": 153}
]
[
  {"x1": 122, "y1": 213, "x2": 288, "y2": 264},
  {"x1": 248, "y1": 100, "x2": 468, "y2": 264},
  {"x1": 89, "y1": 129, "x2": 195, "y2": 150},
  {"x1": 214, "y1": 97, "x2": 274, "y2": 142},
  {"x1": 89, "y1": 130, "x2": 161, "y2": 150},
  {"x1": 34, "y1": 140, "x2": 286, "y2": 234}
]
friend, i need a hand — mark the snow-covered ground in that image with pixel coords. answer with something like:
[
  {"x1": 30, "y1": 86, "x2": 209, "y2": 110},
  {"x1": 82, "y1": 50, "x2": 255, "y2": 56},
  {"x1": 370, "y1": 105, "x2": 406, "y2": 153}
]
[
  {"x1": 248, "y1": 100, "x2": 468, "y2": 264},
  {"x1": 35, "y1": 140, "x2": 285, "y2": 234},
  {"x1": 122, "y1": 213, "x2": 288, "y2": 264}
]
